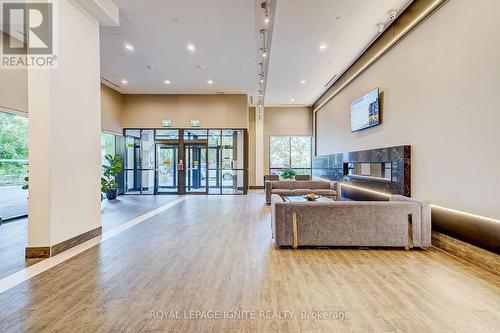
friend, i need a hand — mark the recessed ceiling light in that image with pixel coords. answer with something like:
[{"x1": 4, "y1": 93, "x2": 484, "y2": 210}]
[
  {"x1": 121, "y1": 79, "x2": 128, "y2": 84},
  {"x1": 300, "y1": 79, "x2": 307, "y2": 84},
  {"x1": 264, "y1": 16, "x2": 270, "y2": 23},
  {"x1": 164, "y1": 80, "x2": 171, "y2": 85},
  {"x1": 262, "y1": 50, "x2": 267, "y2": 58},
  {"x1": 187, "y1": 43, "x2": 196, "y2": 52},
  {"x1": 146, "y1": 65, "x2": 154, "y2": 70},
  {"x1": 207, "y1": 80, "x2": 213, "y2": 85},
  {"x1": 319, "y1": 43, "x2": 327, "y2": 50},
  {"x1": 124, "y1": 43, "x2": 134, "y2": 51},
  {"x1": 197, "y1": 65, "x2": 205, "y2": 69},
  {"x1": 290, "y1": 98, "x2": 295, "y2": 103}
]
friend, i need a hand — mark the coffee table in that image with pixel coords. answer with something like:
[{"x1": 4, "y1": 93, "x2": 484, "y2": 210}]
[{"x1": 282, "y1": 196, "x2": 335, "y2": 203}]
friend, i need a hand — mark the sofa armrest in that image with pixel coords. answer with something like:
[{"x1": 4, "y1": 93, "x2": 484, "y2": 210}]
[
  {"x1": 265, "y1": 181, "x2": 273, "y2": 204},
  {"x1": 330, "y1": 181, "x2": 341, "y2": 200},
  {"x1": 271, "y1": 194, "x2": 285, "y2": 245},
  {"x1": 390, "y1": 195, "x2": 432, "y2": 247}
]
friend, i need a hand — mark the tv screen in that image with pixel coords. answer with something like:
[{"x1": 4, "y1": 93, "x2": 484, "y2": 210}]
[{"x1": 350, "y1": 88, "x2": 380, "y2": 132}]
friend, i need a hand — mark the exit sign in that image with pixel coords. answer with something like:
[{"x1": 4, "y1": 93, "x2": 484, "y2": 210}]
[
  {"x1": 162, "y1": 120, "x2": 172, "y2": 127},
  {"x1": 191, "y1": 120, "x2": 200, "y2": 127}
]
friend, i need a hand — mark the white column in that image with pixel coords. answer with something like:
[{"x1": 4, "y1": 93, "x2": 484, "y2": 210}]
[
  {"x1": 28, "y1": 0, "x2": 102, "y2": 249},
  {"x1": 255, "y1": 105, "x2": 265, "y2": 186}
]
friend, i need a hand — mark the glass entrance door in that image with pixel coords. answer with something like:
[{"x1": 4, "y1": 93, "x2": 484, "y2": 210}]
[
  {"x1": 156, "y1": 144, "x2": 178, "y2": 193},
  {"x1": 185, "y1": 144, "x2": 208, "y2": 193}
]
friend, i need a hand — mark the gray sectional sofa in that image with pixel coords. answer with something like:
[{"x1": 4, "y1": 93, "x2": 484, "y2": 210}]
[
  {"x1": 271, "y1": 194, "x2": 431, "y2": 249},
  {"x1": 265, "y1": 180, "x2": 341, "y2": 204}
]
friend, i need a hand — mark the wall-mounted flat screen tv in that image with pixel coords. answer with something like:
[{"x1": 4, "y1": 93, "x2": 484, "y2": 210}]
[{"x1": 350, "y1": 87, "x2": 380, "y2": 132}]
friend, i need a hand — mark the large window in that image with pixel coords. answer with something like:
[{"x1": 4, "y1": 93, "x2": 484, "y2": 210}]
[
  {"x1": 101, "y1": 132, "x2": 116, "y2": 166},
  {"x1": 0, "y1": 112, "x2": 29, "y2": 220},
  {"x1": 269, "y1": 136, "x2": 312, "y2": 176}
]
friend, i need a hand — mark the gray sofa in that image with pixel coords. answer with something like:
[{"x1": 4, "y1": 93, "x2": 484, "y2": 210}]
[
  {"x1": 271, "y1": 194, "x2": 431, "y2": 249},
  {"x1": 265, "y1": 180, "x2": 341, "y2": 204}
]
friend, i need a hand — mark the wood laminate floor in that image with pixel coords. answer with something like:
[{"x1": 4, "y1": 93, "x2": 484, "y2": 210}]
[
  {"x1": 0, "y1": 192, "x2": 499, "y2": 332},
  {"x1": 0, "y1": 195, "x2": 180, "y2": 279}
]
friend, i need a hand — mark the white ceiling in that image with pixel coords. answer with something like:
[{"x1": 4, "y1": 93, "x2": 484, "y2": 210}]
[
  {"x1": 100, "y1": 0, "x2": 261, "y2": 96},
  {"x1": 100, "y1": 0, "x2": 412, "y2": 106},
  {"x1": 265, "y1": 0, "x2": 412, "y2": 106}
]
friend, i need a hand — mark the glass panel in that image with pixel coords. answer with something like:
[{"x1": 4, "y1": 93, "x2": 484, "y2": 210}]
[
  {"x1": 270, "y1": 168, "x2": 311, "y2": 178},
  {"x1": 156, "y1": 129, "x2": 179, "y2": 140},
  {"x1": 124, "y1": 129, "x2": 140, "y2": 138},
  {"x1": 269, "y1": 136, "x2": 290, "y2": 169},
  {"x1": 185, "y1": 145, "x2": 207, "y2": 193},
  {"x1": 0, "y1": 112, "x2": 29, "y2": 219},
  {"x1": 221, "y1": 130, "x2": 244, "y2": 169},
  {"x1": 208, "y1": 130, "x2": 221, "y2": 146},
  {"x1": 125, "y1": 170, "x2": 141, "y2": 194},
  {"x1": 184, "y1": 129, "x2": 208, "y2": 140},
  {"x1": 208, "y1": 130, "x2": 221, "y2": 170},
  {"x1": 221, "y1": 170, "x2": 244, "y2": 194},
  {"x1": 208, "y1": 170, "x2": 221, "y2": 194},
  {"x1": 290, "y1": 136, "x2": 311, "y2": 169},
  {"x1": 141, "y1": 170, "x2": 155, "y2": 194},
  {"x1": 141, "y1": 130, "x2": 155, "y2": 170},
  {"x1": 125, "y1": 136, "x2": 140, "y2": 170},
  {"x1": 292, "y1": 169, "x2": 312, "y2": 176},
  {"x1": 101, "y1": 133, "x2": 116, "y2": 166},
  {"x1": 157, "y1": 145, "x2": 178, "y2": 193}
]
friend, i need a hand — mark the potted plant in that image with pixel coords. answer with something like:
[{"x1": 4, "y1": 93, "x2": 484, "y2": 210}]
[
  {"x1": 280, "y1": 168, "x2": 297, "y2": 181},
  {"x1": 101, "y1": 154, "x2": 123, "y2": 200}
]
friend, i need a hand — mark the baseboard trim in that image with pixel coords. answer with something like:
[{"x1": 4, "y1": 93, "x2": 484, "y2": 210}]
[
  {"x1": 25, "y1": 226, "x2": 102, "y2": 259},
  {"x1": 432, "y1": 231, "x2": 499, "y2": 276},
  {"x1": 249, "y1": 186, "x2": 264, "y2": 190},
  {"x1": 25, "y1": 247, "x2": 51, "y2": 259}
]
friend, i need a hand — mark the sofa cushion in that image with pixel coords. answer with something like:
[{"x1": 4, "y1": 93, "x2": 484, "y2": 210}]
[
  {"x1": 313, "y1": 189, "x2": 337, "y2": 197},
  {"x1": 272, "y1": 189, "x2": 315, "y2": 197},
  {"x1": 307, "y1": 181, "x2": 331, "y2": 190},
  {"x1": 270, "y1": 181, "x2": 293, "y2": 190},
  {"x1": 271, "y1": 189, "x2": 294, "y2": 196},
  {"x1": 289, "y1": 189, "x2": 314, "y2": 196}
]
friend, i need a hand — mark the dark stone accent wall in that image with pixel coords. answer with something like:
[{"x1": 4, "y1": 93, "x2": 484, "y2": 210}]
[
  {"x1": 312, "y1": 145, "x2": 411, "y2": 200},
  {"x1": 313, "y1": 146, "x2": 500, "y2": 254}
]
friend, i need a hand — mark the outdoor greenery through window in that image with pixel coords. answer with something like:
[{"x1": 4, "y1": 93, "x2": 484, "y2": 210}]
[
  {"x1": 101, "y1": 132, "x2": 116, "y2": 167},
  {"x1": 0, "y1": 112, "x2": 29, "y2": 219},
  {"x1": 269, "y1": 136, "x2": 312, "y2": 176}
]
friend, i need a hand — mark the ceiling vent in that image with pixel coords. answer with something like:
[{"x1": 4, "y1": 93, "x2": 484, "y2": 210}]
[
  {"x1": 324, "y1": 74, "x2": 338, "y2": 88},
  {"x1": 100, "y1": 76, "x2": 120, "y2": 88}
]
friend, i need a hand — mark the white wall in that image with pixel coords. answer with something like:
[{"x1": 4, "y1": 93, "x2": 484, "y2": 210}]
[
  {"x1": 28, "y1": 0, "x2": 101, "y2": 246},
  {"x1": 0, "y1": 33, "x2": 28, "y2": 114},
  {"x1": 316, "y1": 0, "x2": 500, "y2": 219}
]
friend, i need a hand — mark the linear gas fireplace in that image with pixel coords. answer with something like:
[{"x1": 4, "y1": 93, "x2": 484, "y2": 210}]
[{"x1": 312, "y1": 145, "x2": 411, "y2": 200}]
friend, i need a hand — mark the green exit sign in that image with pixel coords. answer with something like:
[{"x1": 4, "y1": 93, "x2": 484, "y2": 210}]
[
  {"x1": 191, "y1": 120, "x2": 200, "y2": 127},
  {"x1": 162, "y1": 120, "x2": 172, "y2": 127}
]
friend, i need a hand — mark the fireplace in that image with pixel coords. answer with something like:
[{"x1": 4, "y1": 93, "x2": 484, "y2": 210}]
[{"x1": 312, "y1": 145, "x2": 411, "y2": 200}]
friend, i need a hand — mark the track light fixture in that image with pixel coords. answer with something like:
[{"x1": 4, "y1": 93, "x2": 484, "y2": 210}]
[{"x1": 256, "y1": 0, "x2": 271, "y2": 107}]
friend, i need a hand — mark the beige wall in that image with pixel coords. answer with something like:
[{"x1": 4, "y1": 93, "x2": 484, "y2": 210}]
[
  {"x1": 101, "y1": 84, "x2": 123, "y2": 134},
  {"x1": 316, "y1": 0, "x2": 500, "y2": 219},
  {"x1": 248, "y1": 107, "x2": 256, "y2": 186},
  {"x1": 122, "y1": 94, "x2": 248, "y2": 129},
  {"x1": 264, "y1": 107, "x2": 312, "y2": 175},
  {"x1": 0, "y1": 33, "x2": 28, "y2": 114},
  {"x1": 28, "y1": 0, "x2": 102, "y2": 246}
]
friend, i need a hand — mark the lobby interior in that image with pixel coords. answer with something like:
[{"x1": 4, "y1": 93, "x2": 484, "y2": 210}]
[{"x1": 0, "y1": 0, "x2": 499, "y2": 332}]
